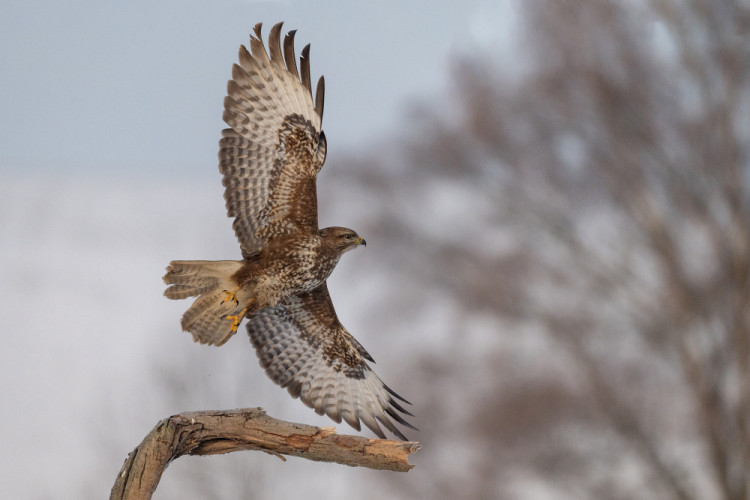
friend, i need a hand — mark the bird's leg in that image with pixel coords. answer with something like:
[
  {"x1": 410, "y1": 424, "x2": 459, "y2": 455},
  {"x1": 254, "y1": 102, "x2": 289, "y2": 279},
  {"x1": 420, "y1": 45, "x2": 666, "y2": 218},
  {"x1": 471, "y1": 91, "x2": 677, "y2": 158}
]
[
  {"x1": 221, "y1": 287, "x2": 243, "y2": 333},
  {"x1": 224, "y1": 298, "x2": 256, "y2": 334},
  {"x1": 225, "y1": 308, "x2": 247, "y2": 334},
  {"x1": 220, "y1": 287, "x2": 240, "y2": 306}
]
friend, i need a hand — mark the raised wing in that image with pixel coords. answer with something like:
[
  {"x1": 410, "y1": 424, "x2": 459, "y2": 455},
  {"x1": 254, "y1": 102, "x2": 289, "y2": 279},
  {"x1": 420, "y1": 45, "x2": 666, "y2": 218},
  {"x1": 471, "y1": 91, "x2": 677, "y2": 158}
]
[
  {"x1": 220, "y1": 22, "x2": 327, "y2": 257},
  {"x1": 246, "y1": 284, "x2": 416, "y2": 440}
]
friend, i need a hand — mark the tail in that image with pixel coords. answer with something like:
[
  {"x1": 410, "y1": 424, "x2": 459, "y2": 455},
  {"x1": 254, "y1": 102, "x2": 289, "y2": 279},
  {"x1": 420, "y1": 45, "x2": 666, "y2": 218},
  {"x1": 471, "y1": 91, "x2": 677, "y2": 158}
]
[{"x1": 163, "y1": 260, "x2": 253, "y2": 346}]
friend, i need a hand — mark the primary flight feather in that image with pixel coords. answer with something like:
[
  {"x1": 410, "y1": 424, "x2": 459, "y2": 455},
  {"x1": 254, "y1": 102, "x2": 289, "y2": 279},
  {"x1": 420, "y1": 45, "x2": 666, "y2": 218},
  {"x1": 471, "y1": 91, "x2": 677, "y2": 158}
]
[{"x1": 163, "y1": 22, "x2": 414, "y2": 440}]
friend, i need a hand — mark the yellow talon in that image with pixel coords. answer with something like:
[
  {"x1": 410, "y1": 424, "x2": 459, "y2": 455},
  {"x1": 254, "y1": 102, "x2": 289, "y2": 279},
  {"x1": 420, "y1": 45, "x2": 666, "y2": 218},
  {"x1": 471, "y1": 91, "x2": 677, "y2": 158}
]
[
  {"x1": 225, "y1": 308, "x2": 247, "y2": 334},
  {"x1": 221, "y1": 288, "x2": 240, "y2": 305}
]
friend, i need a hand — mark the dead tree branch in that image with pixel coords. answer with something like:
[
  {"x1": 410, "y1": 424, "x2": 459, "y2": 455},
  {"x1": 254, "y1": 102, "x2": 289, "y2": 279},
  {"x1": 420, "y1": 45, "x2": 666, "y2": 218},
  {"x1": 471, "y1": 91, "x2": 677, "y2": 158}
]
[{"x1": 110, "y1": 407, "x2": 420, "y2": 500}]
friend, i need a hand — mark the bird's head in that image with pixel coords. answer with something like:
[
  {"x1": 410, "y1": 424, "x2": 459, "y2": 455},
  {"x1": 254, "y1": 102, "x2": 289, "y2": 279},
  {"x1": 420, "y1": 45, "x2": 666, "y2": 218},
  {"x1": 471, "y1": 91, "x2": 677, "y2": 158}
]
[{"x1": 321, "y1": 226, "x2": 366, "y2": 254}]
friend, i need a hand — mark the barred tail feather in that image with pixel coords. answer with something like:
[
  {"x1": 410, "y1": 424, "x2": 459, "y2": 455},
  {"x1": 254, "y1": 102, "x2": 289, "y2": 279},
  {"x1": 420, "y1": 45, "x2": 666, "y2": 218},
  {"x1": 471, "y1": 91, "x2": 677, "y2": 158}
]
[
  {"x1": 163, "y1": 260, "x2": 252, "y2": 346},
  {"x1": 163, "y1": 260, "x2": 243, "y2": 298},
  {"x1": 180, "y1": 288, "x2": 248, "y2": 346}
]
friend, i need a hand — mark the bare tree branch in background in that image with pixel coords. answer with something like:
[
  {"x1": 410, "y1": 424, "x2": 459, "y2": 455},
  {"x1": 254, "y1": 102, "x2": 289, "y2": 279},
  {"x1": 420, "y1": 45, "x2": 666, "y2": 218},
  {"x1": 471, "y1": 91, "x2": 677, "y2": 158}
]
[{"x1": 327, "y1": 0, "x2": 750, "y2": 498}]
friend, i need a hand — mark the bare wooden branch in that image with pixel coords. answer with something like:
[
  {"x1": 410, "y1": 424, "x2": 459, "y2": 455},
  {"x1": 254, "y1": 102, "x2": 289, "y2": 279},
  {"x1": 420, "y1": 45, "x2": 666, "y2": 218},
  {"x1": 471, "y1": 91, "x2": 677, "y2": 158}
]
[{"x1": 110, "y1": 407, "x2": 420, "y2": 500}]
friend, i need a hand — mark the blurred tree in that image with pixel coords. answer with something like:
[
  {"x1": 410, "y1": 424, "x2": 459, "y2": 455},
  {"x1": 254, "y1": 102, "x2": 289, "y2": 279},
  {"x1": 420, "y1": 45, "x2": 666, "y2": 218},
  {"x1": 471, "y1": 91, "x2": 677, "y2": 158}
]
[
  {"x1": 329, "y1": 0, "x2": 749, "y2": 498},
  {"x1": 100, "y1": 1, "x2": 749, "y2": 498}
]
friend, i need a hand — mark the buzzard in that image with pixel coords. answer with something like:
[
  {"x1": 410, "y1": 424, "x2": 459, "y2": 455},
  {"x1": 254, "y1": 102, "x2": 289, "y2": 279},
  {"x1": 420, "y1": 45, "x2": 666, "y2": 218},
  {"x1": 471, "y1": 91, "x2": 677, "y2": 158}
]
[{"x1": 163, "y1": 23, "x2": 414, "y2": 440}]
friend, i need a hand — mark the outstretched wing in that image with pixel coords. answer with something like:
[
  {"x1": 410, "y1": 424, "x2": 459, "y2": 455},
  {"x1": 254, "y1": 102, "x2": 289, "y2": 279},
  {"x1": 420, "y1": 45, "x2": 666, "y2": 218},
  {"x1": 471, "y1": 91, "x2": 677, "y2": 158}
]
[
  {"x1": 220, "y1": 22, "x2": 327, "y2": 257},
  {"x1": 246, "y1": 284, "x2": 416, "y2": 440}
]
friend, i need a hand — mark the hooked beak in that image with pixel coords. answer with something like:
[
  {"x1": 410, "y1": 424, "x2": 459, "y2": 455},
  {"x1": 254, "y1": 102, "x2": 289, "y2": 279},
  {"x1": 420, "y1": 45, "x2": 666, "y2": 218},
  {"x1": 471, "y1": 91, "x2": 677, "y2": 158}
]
[{"x1": 356, "y1": 236, "x2": 367, "y2": 247}]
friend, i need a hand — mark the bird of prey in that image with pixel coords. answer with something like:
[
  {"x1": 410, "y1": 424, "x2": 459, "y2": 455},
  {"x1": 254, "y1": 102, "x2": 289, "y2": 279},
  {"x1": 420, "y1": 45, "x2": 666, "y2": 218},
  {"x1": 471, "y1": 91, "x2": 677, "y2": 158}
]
[{"x1": 163, "y1": 22, "x2": 414, "y2": 440}]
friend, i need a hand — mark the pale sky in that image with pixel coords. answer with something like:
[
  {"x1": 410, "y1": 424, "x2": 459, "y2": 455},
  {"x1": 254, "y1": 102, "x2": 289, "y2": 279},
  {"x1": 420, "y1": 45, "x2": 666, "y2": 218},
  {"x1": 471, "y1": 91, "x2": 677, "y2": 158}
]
[{"x1": 0, "y1": 0, "x2": 516, "y2": 177}]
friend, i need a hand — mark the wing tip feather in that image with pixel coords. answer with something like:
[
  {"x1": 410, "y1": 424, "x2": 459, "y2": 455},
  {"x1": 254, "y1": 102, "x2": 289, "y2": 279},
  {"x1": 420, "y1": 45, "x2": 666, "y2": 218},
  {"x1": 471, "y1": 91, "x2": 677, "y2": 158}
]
[
  {"x1": 377, "y1": 415, "x2": 408, "y2": 441},
  {"x1": 300, "y1": 43, "x2": 312, "y2": 95},
  {"x1": 252, "y1": 22, "x2": 263, "y2": 41},
  {"x1": 283, "y1": 29, "x2": 300, "y2": 78},
  {"x1": 268, "y1": 22, "x2": 284, "y2": 67},
  {"x1": 385, "y1": 383, "x2": 413, "y2": 405},
  {"x1": 315, "y1": 75, "x2": 325, "y2": 121},
  {"x1": 233, "y1": 23, "x2": 324, "y2": 126}
]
